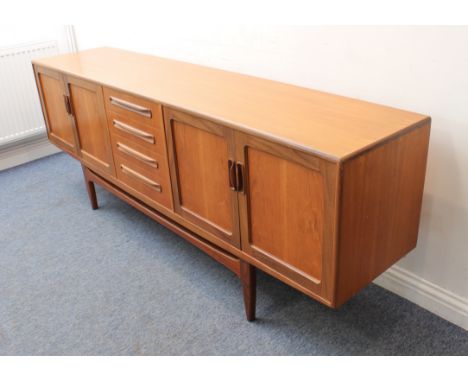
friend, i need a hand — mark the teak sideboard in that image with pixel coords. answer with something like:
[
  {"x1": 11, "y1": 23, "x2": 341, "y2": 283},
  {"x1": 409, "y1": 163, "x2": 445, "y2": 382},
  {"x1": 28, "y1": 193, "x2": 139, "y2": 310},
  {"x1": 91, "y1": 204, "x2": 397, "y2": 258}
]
[{"x1": 32, "y1": 48, "x2": 431, "y2": 321}]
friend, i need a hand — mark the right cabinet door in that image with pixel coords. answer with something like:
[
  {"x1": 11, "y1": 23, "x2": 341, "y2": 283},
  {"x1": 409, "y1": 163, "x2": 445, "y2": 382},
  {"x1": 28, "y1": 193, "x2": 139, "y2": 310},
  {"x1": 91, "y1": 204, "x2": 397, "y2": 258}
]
[{"x1": 235, "y1": 132, "x2": 338, "y2": 301}]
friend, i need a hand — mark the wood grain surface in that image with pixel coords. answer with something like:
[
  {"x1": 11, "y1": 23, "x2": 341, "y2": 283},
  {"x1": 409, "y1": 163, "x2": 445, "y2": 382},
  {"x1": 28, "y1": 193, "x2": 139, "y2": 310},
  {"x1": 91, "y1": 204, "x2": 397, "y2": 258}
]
[
  {"x1": 67, "y1": 76, "x2": 115, "y2": 175},
  {"x1": 335, "y1": 122, "x2": 431, "y2": 306},
  {"x1": 35, "y1": 67, "x2": 76, "y2": 154},
  {"x1": 33, "y1": 50, "x2": 432, "y2": 314},
  {"x1": 33, "y1": 47, "x2": 429, "y2": 161}
]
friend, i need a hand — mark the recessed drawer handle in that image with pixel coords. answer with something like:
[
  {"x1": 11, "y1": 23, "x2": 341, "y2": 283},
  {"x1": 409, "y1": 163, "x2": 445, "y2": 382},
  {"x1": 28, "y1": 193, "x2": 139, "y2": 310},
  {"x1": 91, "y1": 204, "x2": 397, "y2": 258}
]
[
  {"x1": 109, "y1": 96, "x2": 152, "y2": 118},
  {"x1": 116, "y1": 142, "x2": 159, "y2": 168},
  {"x1": 120, "y1": 164, "x2": 162, "y2": 192},
  {"x1": 113, "y1": 119, "x2": 155, "y2": 144}
]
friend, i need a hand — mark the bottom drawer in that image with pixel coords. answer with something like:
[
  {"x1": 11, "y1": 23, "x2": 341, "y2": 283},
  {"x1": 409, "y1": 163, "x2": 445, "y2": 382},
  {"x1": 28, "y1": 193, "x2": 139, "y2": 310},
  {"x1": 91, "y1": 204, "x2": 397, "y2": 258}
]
[{"x1": 114, "y1": 154, "x2": 173, "y2": 209}]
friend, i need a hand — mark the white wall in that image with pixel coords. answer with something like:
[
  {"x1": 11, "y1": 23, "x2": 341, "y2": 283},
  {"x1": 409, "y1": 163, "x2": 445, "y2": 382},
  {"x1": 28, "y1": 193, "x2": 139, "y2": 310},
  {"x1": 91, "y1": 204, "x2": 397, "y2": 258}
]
[
  {"x1": 75, "y1": 25, "x2": 468, "y2": 327},
  {"x1": 0, "y1": 26, "x2": 77, "y2": 170},
  {"x1": 0, "y1": 25, "x2": 73, "y2": 54}
]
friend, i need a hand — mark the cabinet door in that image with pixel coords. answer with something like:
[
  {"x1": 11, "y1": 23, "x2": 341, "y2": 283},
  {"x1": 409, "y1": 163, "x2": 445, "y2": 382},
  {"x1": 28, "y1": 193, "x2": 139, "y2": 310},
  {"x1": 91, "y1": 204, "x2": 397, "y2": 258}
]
[
  {"x1": 164, "y1": 108, "x2": 240, "y2": 247},
  {"x1": 34, "y1": 67, "x2": 77, "y2": 154},
  {"x1": 235, "y1": 132, "x2": 338, "y2": 300},
  {"x1": 67, "y1": 76, "x2": 115, "y2": 175}
]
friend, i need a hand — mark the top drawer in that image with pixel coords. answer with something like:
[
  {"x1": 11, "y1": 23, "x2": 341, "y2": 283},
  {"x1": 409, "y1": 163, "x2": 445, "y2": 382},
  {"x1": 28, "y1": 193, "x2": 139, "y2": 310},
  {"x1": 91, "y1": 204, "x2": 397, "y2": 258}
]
[{"x1": 103, "y1": 87, "x2": 163, "y2": 127}]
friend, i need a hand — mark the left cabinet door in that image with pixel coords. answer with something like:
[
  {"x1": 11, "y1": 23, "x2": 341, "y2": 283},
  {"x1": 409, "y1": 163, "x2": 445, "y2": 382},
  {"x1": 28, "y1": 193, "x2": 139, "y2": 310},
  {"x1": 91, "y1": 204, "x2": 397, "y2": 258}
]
[
  {"x1": 66, "y1": 76, "x2": 115, "y2": 176},
  {"x1": 34, "y1": 66, "x2": 77, "y2": 155}
]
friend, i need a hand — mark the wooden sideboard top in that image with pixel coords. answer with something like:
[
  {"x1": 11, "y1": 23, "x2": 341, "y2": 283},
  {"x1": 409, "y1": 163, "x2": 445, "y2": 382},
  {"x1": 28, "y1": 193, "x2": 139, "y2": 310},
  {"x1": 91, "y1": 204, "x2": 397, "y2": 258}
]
[{"x1": 33, "y1": 47, "x2": 429, "y2": 161}]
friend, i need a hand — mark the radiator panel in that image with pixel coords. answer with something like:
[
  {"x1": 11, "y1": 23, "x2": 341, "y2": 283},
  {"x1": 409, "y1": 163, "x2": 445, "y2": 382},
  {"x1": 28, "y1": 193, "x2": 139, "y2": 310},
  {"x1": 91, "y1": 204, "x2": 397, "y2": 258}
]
[{"x1": 0, "y1": 41, "x2": 59, "y2": 145}]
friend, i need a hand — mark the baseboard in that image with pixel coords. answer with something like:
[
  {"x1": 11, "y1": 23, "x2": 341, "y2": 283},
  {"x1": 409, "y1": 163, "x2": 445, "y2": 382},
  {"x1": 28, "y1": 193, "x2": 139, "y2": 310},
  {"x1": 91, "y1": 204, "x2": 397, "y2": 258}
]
[
  {"x1": 374, "y1": 265, "x2": 468, "y2": 330},
  {"x1": 0, "y1": 136, "x2": 60, "y2": 171}
]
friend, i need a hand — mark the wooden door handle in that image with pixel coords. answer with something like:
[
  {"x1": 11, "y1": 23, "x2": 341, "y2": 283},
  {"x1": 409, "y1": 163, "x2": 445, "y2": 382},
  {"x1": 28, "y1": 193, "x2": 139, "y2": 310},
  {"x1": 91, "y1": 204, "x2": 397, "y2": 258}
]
[
  {"x1": 113, "y1": 120, "x2": 155, "y2": 144},
  {"x1": 228, "y1": 159, "x2": 237, "y2": 191},
  {"x1": 236, "y1": 162, "x2": 244, "y2": 193},
  {"x1": 109, "y1": 96, "x2": 152, "y2": 118},
  {"x1": 116, "y1": 142, "x2": 158, "y2": 167},
  {"x1": 63, "y1": 95, "x2": 72, "y2": 115},
  {"x1": 120, "y1": 164, "x2": 162, "y2": 192},
  {"x1": 228, "y1": 160, "x2": 245, "y2": 192}
]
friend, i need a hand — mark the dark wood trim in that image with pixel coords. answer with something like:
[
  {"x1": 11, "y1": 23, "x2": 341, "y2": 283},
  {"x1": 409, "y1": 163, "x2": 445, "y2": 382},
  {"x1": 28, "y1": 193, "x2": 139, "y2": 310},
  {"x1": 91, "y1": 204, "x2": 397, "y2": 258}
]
[
  {"x1": 240, "y1": 261, "x2": 256, "y2": 321},
  {"x1": 81, "y1": 165, "x2": 98, "y2": 210}
]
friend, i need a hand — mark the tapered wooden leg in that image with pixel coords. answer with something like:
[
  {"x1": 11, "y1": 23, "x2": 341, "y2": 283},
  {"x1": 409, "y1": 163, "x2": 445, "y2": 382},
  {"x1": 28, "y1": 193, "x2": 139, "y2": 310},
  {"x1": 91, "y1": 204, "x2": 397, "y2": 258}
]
[
  {"x1": 240, "y1": 260, "x2": 257, "y2": 321},
  {"x1": 81, "y1": 165, "x2": 98, "y2": 210}
]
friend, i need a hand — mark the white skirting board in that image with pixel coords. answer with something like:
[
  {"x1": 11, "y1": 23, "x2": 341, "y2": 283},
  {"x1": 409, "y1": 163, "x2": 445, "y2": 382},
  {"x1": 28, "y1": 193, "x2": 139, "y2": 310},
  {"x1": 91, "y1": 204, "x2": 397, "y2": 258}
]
[
  {"x1": 374, "y1": 265, "x2": 468, "y2": 330},
  {"x1": 0, "y1": 136, "x2": 60, "y2": 171}
]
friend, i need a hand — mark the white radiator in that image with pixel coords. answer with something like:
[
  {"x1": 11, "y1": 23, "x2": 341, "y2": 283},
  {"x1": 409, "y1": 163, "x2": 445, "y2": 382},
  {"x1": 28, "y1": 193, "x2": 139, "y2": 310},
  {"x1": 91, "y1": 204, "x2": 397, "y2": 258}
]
[{"x1": 0, "y1": 41, "x2": 59, "y2": 146}]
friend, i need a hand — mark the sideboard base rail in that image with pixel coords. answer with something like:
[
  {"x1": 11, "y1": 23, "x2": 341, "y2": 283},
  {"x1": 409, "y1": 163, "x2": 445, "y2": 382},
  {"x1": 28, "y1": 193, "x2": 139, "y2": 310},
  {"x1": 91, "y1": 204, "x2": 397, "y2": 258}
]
[{"x1": 82, "y1": 165, "x2": 257, "y2": 321}]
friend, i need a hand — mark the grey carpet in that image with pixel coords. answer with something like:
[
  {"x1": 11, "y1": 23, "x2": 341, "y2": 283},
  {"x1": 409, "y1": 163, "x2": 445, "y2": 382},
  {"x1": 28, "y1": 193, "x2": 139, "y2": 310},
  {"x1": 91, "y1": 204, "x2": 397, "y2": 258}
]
[{"x1": 0, "y1": 153, "x2": 467, "y2": 356}]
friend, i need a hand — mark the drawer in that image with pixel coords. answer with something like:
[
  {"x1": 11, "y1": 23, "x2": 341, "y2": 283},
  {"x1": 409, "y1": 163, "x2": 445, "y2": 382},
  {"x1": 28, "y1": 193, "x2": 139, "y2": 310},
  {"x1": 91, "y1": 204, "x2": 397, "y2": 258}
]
[
  {"x1": 103, "y1": 87, "x2": 163, "y2": 128},
  {"x1": 114, "y1": 152, "x2": 173, "y2": 209},
  {"x1": 108, "y1": 112, "x2": 167, "y2": 158}
]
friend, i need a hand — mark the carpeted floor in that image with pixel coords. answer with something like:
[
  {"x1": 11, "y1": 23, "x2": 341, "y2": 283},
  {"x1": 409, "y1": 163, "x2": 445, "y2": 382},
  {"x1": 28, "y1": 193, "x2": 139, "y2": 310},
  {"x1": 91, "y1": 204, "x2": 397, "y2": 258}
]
[{"x1": 0, "y1": 153, "x2": 467, "y2": 356}]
